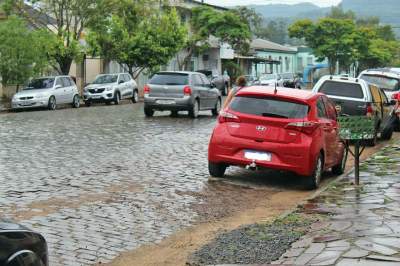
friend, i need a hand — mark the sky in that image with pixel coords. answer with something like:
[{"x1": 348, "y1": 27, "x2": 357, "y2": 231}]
[{"x1": 203, "y1": 0, "x2": 342, "y2": 7}]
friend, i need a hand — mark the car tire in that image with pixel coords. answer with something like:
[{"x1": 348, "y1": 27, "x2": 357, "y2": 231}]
[
  {"x1": 306, "y1": 154, "x2": 323, "y2": 190},
  {"x1": 48, "y1": 96, "x2": 56, "y2": 110},
  {"x1": 208, "y1": 161, "x2": 227, "y2": 177},
  {"x1": 72, "y1": 94, "x2": 80, "y2": 108},
  {"x1": 144, "y1": 107, "x2": 154, "y2": 117},
  {"x1": 84, "y1": 100, "x2": 91, "y2": 107},
  {"x1": 189, "y1": 99, "x2": 199, "y2": 118},
  {"x1": 105, "y1": 101, "x2": 112, "y2": 105},
  {"x1": 381, "y1": 122, "x2": 394, "y2": 140},
  {"x1": 132, "y1": 89, "x2": 139, "y2": 103},
  {"x1": 332, "y1": 149, "x2": 347, "y2": 175},
  {"x1": 212, "y1": 98, "x2": 221, "y2": 116},
  {"x1": 114, "y1": 91, "x2": 120, "y2": 105}
]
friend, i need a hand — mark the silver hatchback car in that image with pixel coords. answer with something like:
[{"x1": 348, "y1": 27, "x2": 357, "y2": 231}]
[
  {"x1": 143, "y1": 71, "x2": 222, "y2": 118},
  {"x1": 11, "y1": 76, "x2": 80, "y2": 110}
]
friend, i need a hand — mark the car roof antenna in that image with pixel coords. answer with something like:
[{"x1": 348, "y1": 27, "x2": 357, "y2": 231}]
[{"x1": 274, "y1": 81, "x2": 277, "y2": 94}]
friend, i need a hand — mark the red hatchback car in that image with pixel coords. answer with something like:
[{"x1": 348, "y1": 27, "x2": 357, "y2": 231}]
[{"x1": 208, "y1": 86, "x2": 346, "y2": 189}]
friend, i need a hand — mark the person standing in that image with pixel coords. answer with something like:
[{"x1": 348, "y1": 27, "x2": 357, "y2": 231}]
[{"x1": 222, "y1": 76, "x2": 247, "y2": 109}]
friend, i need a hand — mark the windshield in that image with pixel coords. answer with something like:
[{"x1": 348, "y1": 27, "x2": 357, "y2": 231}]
[
  {"x1": 149, "y1": 73, "x2": 189, "y2": 85},
  {"x1": 260, "y1": 74, "x2": 277, "y2": 80},
  {"x1": 93, "y1": 74, "x2": 118, "y2": 84},
  {"x1": 318, "y1": 80, "x2": 364, "y2": 99},
  {"x1": 230, "y1": 96, "x2": 309, "y2": 119},
  {"x1": 25, "y1": 78, "x2": 55, "y2": 90},
  {"x1": 360, "y1": 74, "x2": 399, "y2": 91}
]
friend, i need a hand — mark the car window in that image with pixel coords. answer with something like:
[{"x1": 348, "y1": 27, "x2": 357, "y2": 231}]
[
  {"x1": 360, "y1": 74, "x2": 400, "y2": 91},
  {"x1": 69, "y1": 77, "x2": 76, "y2": 85},
  {"x1": 318, "y1": 80, "x2": 364, "y2": 99},
  {"x1": 93, "y1": 74, "x2": 118, "y2": 84},
  {"x1": 316, "y1": 98, "x2": 328, "y2": 118},
  {"x1": 62, "y1": 77, "x2": 71, "y2": 87},
  {"x1": 55, "y1": 78, "x2": 63, "y2": 87},
  {"x1": 192, "y1": 75, "x2": 203, "y2": 86},
  {"x1": 124, "y1": 74, "x2": 131, "y2": 81},
  {"x1": 200, "y1": 74, "x2": 211, "y2": 87},
  {"x1": 370, "y1": 85, "x2": 382, "y2": 103},
  {"x1": 230, "y1": 96, "x2": 309, "y2": 119},
  {"x1": 149, "y1": 73, "x2": 189, "y2": 85},
  {"x1": 322, "y1": 97, "x2": 337, "y2": 120}
]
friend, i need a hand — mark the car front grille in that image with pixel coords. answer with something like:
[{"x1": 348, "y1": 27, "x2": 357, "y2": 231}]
[
  {"x1": 19, "y1": 96, "x2": 34, "y2": 100},
  {"x1": 89, "y1": 88, "x2": 105, "y2": 93}
]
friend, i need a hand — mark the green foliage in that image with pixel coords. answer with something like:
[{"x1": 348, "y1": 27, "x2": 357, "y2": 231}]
[
  {"x1": 0, "y1": 16, "x2": 49, "y2": 86},
  {"x1": 178, "y1": 6, "x2": 251, "y2": 70},
  {"x1": 88, "y1": 1, "x2": 186, "y2": 78},
  {"x1": 257, "y1": 20, "x2": 290, "y2": 44},
  {"x1": 327, "y1": 5, "x2": 356, "y2": 20},
  {"x1": 231, "y1": 6, "x2": 262, "y2": 34}
]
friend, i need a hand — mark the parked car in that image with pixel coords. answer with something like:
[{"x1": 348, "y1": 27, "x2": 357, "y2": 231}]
[
  {"x1": 83, "y1": 73, "x2": 138, "y2": 106},
  {"x1": 143, "y1": 71, "x2": 221, "y2": 118},
  {"x1": 11, "y1": 76, "x2": 80, "y2": 110},
  {"x1": 281, "y1": 73, "x2": 302, "y2": 89},
  {"x1": 208, "y1": 86, "x2": 346, "y2": 189},
  {"x1": 0, "y1": 218, "x2": 48, "y2": 265},
  {"x1": 358, "y1": 68, "x2": 400, "y2": 99},
  {"x1": 243, "y1": 75, "x2": 258, "y2": 86},
  {"x1": 312, "y1": 75, "x2": 396, "y2": 145},
  {"x1": 196, "y1": 70, "x2": 230, "y2": 96},
  {"x1": 253, "y1": 73, "x2": 284, "y2": 87}
]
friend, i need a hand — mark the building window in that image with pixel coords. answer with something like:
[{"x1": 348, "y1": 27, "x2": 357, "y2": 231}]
[
  {"x1": 307, "y1": 57, "x2": 313, "y2": 65},
  {"x1": 279, "y1": 56, "x2": 283, "y2": 73},
  {"x1": 285, "y1": 57, "x2": 290, "y2": 72}
]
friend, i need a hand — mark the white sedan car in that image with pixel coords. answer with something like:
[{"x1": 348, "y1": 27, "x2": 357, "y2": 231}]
[
  {"x1": 12, "y1": 76, "x2": 80, "y2": 110},
  {"x1": 254, "y1": 73, "x2": 284, "y2": 87}
]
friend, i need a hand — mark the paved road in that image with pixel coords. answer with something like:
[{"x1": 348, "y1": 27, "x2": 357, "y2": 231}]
[{"x1": 0, "y1": 102, "x2": 325, "y2": 265}]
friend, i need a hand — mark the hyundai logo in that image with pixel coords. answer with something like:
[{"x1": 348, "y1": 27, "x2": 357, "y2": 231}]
[{"x1": 256, "y1": 125, "x2": 267, "y2": 131}]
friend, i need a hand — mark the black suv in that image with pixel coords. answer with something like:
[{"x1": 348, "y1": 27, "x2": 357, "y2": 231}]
[
  {"x1": 0, "y1": 219, "x2": 48, "y2": 266},
  {"x1": 313, "y1": 75, "x2": 397, "y2": 146}
]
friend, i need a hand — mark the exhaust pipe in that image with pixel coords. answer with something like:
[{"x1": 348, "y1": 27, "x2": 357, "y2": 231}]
[{"x1": 245, "y1": 160, "x2": 258, "y2": 171}]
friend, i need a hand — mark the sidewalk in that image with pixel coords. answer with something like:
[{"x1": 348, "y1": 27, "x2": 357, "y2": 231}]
[{"x1": 273, "y1": 141, "x2": 400, "y2": 265}]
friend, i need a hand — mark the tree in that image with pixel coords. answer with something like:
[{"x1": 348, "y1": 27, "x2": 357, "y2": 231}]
[
  {"x1": 177, "y1": 6, "x2": 251, "y2": 70},
  {"x1": 289, "y1": 18, "x2": 360, "y2": 74},
  {"x1": 7, "y1": 0, "x2": 110, "y2": 74},
  {"x1": 327, "y1": 5, "x2": 356, "y2": 20},
  {"x1": 231, "y1": 6, "x2": 262, "y2": 34},
  {"x1": 0, "y1": 16, "x2": 49, "y2": 87},
  {"x1": 87, "y1": 0, "x2": 187, "y2": 78},
  {"x1": 256, "y1": 20, "x2": 288, "y2": 44}
]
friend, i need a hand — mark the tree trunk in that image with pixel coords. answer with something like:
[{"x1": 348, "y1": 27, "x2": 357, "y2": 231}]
[{"x1": 57, "y1": 56, "x2": 74, "y2": 75}]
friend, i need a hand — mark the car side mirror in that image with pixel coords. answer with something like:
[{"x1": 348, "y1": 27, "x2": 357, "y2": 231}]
[
  {"x1": 389, "y1": 100, "x2": 397, "y2": 106},
  {"x1": 119, "y1": 80, "x2": 124, "y2": 84},
  {"x1": 54, "y1": 85, "x2": 62, "y2": 89}
]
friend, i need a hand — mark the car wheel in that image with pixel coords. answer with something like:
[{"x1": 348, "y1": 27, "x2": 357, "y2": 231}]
[
  {"x1": 306, "y1": 154, "x2": 323, "y2": 190},
  {"x1": 170, "y1": 111, "x2": 178, "y2": 117},
  {"x1": 48, "y1": 96, "x2": 56, "y2": 110},
  {"x1": 212, "y1": 98, "x2": 221, "y2": 116},
  {"x1": 144, "y1": 107, "x2": 154, "y2": 117},
  {"x1": 72, "y1": 94, "x2": 80, "y2": 108},
  {"x1": 332, "y1": 149, "x2": 347, "y2": 175},
  {"x1": 189, "y1": 99, "x2": 199, "y2": 118},
  {"x1": 84, "y1": 100, "x2": 91, "y2": 107},
  {"x1": 114, "y1": 92, "x2": 120, "y2": 105},
  {"x1": 132, "y1": 89, "x2": 139, "y2": 103},
  {"x1": 381, "y1": 122, "x2": 394, "y2": 140},
  {"x1": 105, "y1": 101, "x2": 112, "y2": 105},
  {"x1": 208, "y1": 161, "x2": 227, "y2": 177}
]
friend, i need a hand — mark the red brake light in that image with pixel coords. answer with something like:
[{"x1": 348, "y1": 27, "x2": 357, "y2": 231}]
[
  {"x1": 144, "y1": 85, "x2": 150, "y2": 94},
  {"x1": 285, "y1": 121, "x2": 319, "y2": 135},
  {"x1": 183, "y1": 86, "x2": 192, "y2": 96},
  {"x1": 366, "y1": 103, "x2": 374, "y2": 116},
  {"x1": 218, "y1": 110, "x2": 240, "y2": 123},
  {"x1": 392, "y1": 92, "x2": 400, "y2": 100}
]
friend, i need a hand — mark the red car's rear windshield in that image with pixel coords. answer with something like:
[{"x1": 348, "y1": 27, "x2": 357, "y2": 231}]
[{"x1": 230, "y1": 96, "x2": 309, "y2": 119}]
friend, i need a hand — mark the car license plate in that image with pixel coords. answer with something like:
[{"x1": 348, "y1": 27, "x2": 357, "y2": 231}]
[
  {"x1": 244, "y1": 150, "x2": 271, "y2": 161},
  {"x1": 91, "y1": 95, "x2": 101, "y2": 99},
  {"x1": 157, "y1": 100, "x2": 175, "y2": 105},
  {"x1": 21, "y1": 101, "x2": 32, "y2": 106}
]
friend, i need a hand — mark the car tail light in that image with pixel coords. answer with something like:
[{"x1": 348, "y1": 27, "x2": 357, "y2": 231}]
[
  {"x1": 366, "y1": 103, "x2": 374, "y2": 117},
  {"x1": 144, "y1": 85, "x2": 150, "y2": 95},
  {"x1": 285, "y1": 121, "x2": 319, "y2": 135},
  {"x1": 218, "y1": 110, "x2": 240, "y2": 123},
  {"x1": 392, "y1": 92, "x2": 400, "y2": 100},
  {"x1": 183, "y1": 86, "x2": 192, "y2": 96}
]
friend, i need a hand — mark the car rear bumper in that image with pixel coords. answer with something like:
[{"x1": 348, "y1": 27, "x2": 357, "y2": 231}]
[
  {"x1": 144, "y1": 96, "x2": 192, "y2": 111},
  {"x1": 208, "y1": 125, "x2": 317, "y2": 176}
]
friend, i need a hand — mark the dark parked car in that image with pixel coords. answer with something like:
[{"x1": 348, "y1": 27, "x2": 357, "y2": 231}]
[
  {"x1": 196, "y1": 70, "x2": 230, "y2": 96},
  {"x1": 143, "y1": 71, "x2": 222, "y2": 118},
  {"x1": 0, "y1": 218, "x2": 48, "y2": 266},
  {"x1": 281, "y1": 73, "x2": 302, "y2": 88},
  {"x1": 313, "y1": 75, "x2": 396, "y2": 146}
]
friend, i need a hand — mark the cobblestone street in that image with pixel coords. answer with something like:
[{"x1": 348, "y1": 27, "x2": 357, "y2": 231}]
[{"x1": 0, "y1": 103, "x2": 304, "y2": 266}]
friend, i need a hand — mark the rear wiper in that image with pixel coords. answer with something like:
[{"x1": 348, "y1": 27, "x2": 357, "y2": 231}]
[{"x1": 262, "y1": 113, "x2": 288, "y2": 118}]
